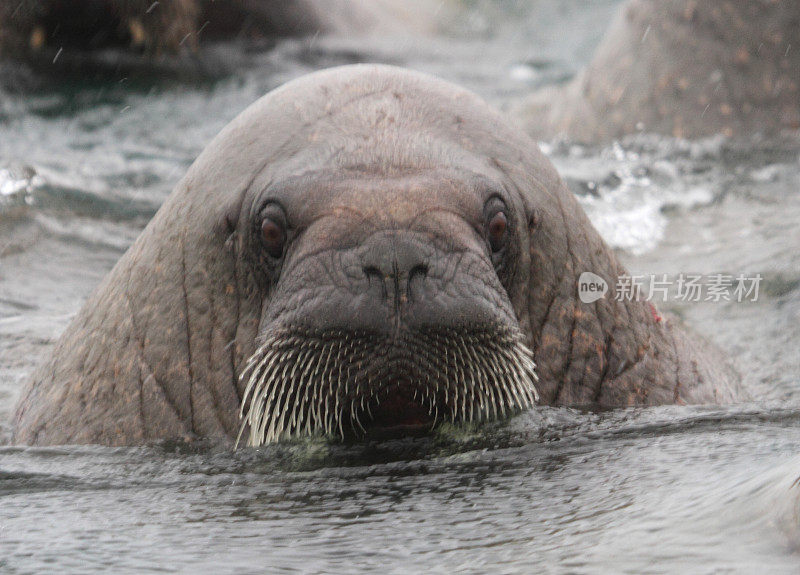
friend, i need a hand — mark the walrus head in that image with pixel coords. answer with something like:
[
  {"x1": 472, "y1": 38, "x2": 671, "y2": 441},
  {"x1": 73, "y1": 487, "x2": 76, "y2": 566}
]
[
  {"x1": 209, "y1": 66, "x2": 557, "y2": 446},
  {"x1": 234, "y1": 166, "x2": 539, "y2": 445},
  {"x1": 13, "y1": 64, "x2": 739, "y2": 448}
]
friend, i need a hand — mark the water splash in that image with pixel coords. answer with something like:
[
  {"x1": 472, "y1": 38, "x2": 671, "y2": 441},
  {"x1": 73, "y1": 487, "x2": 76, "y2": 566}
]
[
  {"x1": 0, "y1": 168, "x2": 42, "y2": 203},
  {"x1": 543, "y1": 137, "x2": 732, "y2": 255}
]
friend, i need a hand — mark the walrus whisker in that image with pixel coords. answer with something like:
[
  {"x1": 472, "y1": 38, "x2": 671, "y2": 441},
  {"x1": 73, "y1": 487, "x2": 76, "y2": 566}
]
[
  {"x1": 238, "y1": 341, "x2": 269, "y2": 388},
  {"x1": 239, "y1": 339, "x2": 277, "y2": 406},
  {"x1": 239, "y1": 341, "x2": 301, "y2": 446},
  {"x1": 235, "y1": 348, "x2": 272, "y2": 445},
  {"x1": 236, "y1": 325, "x2": 540, "y2": 447}
]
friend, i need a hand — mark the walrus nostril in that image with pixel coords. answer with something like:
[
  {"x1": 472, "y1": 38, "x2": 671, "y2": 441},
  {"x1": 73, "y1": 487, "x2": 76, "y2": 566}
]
[
  {"x1": 361, "y1": 260, "x2": 429, "y2": 305},
  {"x1": 363, "y1": 265, "x2": 388, "y2": 301},
  {"x1": 359, "y1": 235, "x2": 431, "y2": 306},
  {"x1": 409, "y1": 263, "x2": 428, "y2": 279},
  {"x1": 407, "y1": 263, "x2": 429, "y2": 302},
  {"x1": 362, "y1": 265, "x2": 384, "y2": 281}
]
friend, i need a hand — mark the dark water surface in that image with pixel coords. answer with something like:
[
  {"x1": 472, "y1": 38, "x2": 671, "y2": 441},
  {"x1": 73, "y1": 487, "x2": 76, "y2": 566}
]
[{"x1": 1, "y1": 1, "x2": 799, "y2": 573}]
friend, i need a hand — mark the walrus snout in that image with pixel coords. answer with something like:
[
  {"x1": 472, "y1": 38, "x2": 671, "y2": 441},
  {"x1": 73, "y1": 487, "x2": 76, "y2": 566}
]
[
  {"x1": 359, "y1": 231, "x2": 431, "y2": 311},
  {"x1": 260, "y1": 222, "x2": 516, "y2": 336},
  {"x1": 360, "y1": 233, "x2": 430, "y2": 309}
]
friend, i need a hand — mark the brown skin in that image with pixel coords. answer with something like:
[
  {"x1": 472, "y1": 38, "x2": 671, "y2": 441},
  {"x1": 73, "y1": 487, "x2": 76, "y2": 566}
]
[
  {"x1": 518, "y1": 0, "x2": 800, "y2": 142},
  {"x1": 12, "y1": 65, "x2": 741, "y2": 446}
]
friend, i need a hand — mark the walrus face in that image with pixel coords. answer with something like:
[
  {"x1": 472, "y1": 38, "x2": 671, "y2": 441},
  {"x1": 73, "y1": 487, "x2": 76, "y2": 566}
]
[{"x1": 236, "y1": 168, "x2": 539, "y2": 446}]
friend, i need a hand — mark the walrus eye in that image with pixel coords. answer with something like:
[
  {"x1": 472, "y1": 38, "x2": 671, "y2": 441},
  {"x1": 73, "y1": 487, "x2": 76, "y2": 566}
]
[
  {"x1": 260, "y1": 213, "x2": 287, "y2": 259},
  {"x1": 486, "y1": 207, "x2": 508, "y2": 253}
]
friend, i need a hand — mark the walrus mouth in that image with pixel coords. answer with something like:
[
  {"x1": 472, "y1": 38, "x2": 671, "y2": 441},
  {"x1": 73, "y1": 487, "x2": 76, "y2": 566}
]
[{"x1": 236, "y1": 325, "x2": 539, "y2": 447}]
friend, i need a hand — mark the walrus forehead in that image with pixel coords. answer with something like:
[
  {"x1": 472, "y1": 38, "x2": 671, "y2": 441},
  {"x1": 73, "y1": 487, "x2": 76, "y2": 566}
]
[
  {"x1": 257, "y1": 166, "x2": 502, "y2": 226},
  {"x1": 258, "y1": 169, "x2": 503, "y2": 258}
]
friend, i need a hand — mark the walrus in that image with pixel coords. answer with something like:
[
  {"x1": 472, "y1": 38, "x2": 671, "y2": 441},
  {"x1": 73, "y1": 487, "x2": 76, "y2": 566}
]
[
  {"x1": 12, "y1": 64, "x2": 741, "y2": 447},
  {"x1": 517, "y1": 0, "x2": 800, "y2": 142}
]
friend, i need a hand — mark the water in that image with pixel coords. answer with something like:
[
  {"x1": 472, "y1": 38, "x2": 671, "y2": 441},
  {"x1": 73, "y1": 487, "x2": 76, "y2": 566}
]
[{"x1": 2, "y1": 1, "x2": 800, "y2": 572}]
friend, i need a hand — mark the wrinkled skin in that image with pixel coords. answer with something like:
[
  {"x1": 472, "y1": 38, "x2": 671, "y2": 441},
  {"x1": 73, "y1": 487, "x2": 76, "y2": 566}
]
[
  {"x1": 518, "y1": 0, "x2": 800, "y2": 142},
  {"x1": 12, "y1": 65, "x2": 741, "y2": 446}
]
